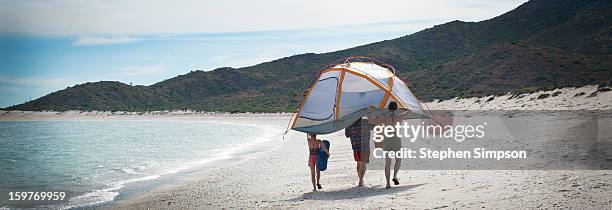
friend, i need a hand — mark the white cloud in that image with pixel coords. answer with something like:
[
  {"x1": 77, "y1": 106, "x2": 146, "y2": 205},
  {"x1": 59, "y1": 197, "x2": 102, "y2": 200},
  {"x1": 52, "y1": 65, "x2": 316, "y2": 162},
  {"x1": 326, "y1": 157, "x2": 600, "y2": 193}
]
[
  {"x1": 73, "y1": 36, "x2": 140, "y2": 46},
  {"x1": 0, "y1": 0, "x2": 528, "y2": 35}
]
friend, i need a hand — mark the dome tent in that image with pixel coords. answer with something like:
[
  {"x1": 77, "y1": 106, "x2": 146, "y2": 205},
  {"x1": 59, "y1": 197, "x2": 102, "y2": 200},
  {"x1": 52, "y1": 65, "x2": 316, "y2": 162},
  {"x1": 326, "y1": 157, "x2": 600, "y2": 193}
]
[{"x1": 291, "y1": 57, "x2": 429, "y2": 134}]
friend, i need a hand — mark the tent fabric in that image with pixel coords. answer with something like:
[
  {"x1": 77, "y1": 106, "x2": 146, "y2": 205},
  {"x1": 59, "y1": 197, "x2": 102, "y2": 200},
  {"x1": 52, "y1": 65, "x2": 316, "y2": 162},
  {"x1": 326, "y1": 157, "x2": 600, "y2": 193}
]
[{"x1": 291, "y1": 61, "x2": 429, "y2": 134}]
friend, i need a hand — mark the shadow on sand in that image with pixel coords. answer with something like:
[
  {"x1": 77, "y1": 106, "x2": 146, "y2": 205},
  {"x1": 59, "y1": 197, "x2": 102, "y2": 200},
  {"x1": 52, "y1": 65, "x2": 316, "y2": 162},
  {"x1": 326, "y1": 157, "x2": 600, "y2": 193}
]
[{"x1": 287, "y1": 183, "x2": 427, "y2": 201}]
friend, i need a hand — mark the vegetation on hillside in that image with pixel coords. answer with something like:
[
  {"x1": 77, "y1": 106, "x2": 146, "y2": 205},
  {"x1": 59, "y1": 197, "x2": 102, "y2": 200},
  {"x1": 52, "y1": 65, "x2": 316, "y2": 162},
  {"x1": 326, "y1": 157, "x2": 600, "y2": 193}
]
[{"x1": 5, "y1": 0, "x2": 611, "y2": 112}]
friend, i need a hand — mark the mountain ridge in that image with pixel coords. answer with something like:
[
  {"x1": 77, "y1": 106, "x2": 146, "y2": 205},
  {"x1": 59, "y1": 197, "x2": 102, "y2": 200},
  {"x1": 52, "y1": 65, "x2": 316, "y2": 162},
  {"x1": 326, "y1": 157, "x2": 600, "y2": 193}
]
[{"x1": 6, "y1": 0, "x2": 612, "y2": 112}]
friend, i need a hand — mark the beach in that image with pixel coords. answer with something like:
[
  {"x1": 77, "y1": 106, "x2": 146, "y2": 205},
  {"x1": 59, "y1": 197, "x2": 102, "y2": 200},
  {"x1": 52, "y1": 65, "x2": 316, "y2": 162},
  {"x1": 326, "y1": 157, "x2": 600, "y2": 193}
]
[
  {"x1": 108, "y1": 119, "x2": 611, "y2": 209},
  {"x1": 1, "y1": 86, "x2": 611, "y2": 209},
  {"x1": 108, "y1": 113, "x2": 611, "y2": 209},
  {"x1": 112, "y1": 86, "x2": 612, "y2": 209}
]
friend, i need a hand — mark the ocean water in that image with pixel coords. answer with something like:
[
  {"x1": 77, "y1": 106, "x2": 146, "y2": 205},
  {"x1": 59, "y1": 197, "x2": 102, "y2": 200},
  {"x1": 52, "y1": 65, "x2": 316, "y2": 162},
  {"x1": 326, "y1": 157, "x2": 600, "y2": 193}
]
[{"x1": 0, "y1": 120, "x2": 277, "y2": 208}]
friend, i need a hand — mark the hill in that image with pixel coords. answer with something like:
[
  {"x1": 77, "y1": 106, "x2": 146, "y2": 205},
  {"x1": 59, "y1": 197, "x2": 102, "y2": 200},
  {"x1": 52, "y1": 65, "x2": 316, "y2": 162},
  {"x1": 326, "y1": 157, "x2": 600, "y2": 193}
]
[{"x1": 5, "y1": 0, "x2": 612, "y2": 112}]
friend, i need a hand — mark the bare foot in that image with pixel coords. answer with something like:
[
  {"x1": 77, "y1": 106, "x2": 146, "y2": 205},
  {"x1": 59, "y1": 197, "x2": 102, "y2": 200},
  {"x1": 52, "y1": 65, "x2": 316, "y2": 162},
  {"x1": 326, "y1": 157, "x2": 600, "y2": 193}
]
[
  {"x1": 358, "y1": 181, "x2": 364, "y2": 187},
  {"x1": 385, "y1": 184, "x2": 391, "y2": 189},
  {"x1": 313, "y1": 188, "x2": 317, "y2": 192}
]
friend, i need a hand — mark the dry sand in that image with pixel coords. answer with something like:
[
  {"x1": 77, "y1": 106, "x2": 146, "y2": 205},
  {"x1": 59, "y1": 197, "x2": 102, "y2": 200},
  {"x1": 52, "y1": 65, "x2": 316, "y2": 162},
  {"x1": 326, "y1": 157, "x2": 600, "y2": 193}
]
[
  {"x1": 425, "y1": 85, "x2": 611, "y2": 110},
  {"x1": 2, "y1": 85, "x2": 611, "y2": 209}
]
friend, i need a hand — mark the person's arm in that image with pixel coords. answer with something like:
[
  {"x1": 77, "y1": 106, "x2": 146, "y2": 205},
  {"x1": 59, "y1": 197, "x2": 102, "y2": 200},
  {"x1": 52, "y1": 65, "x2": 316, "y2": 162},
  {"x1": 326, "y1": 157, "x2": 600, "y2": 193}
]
[
  {"x1": 319, "y1": 140, "x2": 330, "y2": 155},
  {"x1": 344, "y1": 127, "x2": 350, "y2": 138}
]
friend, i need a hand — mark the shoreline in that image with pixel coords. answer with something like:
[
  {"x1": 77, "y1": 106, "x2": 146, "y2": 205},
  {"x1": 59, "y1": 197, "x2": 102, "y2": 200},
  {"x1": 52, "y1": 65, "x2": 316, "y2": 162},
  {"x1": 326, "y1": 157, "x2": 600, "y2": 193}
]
[
  {"x1": 1, "y1": 85, "x2": 610, "y2": 122},
  {"x1": 1, "y1": 117, "x2": 288, "y2": 209},
  {"x1": 96, "y1": 117, "x2": 285, "y2": 209},
  {"x1": 0, "y1": 111, "x2": 293, "y2": 121},
  {"x1": 90, "y1": 117, "x2": 288, "y2": 210}
]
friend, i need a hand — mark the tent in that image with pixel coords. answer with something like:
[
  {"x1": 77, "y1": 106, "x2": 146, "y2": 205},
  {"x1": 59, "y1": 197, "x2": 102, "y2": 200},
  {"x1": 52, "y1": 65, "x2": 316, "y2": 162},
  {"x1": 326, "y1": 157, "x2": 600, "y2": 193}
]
[{"x1": 290, "y1": 57, "x2": 429, "y2": 134}]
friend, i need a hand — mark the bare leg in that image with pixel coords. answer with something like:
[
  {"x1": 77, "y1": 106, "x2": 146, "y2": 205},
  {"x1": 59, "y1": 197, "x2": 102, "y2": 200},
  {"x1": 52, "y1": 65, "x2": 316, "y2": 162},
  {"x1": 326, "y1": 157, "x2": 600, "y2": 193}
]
[
  {"x1": 357, "y1": 162, "x2": 365, "y2": 186},
  {"x1": 316, "y1": 168, "x2": 321, "y2": 185},
  {"x1": 310, "y1": 166, "x2": 317, "y2": 191},
  {"x1": 362, "y1": 162, "x2": 367, "y2": 186},
  {"x1": 393, "y1": 157, "x2": 401, "y2": 179},
  {"x1": 385, "y1": 157, "x2": 391, "y2": 189},
  {"x1": 355, "y1": 162, "x2": 360, "y2": 186}
]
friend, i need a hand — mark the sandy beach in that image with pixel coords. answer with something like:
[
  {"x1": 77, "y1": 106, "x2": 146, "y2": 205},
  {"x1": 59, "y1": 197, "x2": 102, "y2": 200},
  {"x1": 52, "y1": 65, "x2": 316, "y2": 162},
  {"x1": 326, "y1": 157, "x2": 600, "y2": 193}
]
[
  {"x1": 1, "y1": 86, "x2": 611, "y2": 209},
  {"x1": 107, "y1": 114, "x2": 611, "y2": 209}
]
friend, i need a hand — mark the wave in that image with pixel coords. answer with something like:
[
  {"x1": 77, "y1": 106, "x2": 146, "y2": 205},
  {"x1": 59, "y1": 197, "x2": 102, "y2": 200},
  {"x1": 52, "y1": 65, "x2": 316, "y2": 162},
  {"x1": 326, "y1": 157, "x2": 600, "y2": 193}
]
[
  {"x1": 58, "y1": 122, "x2": 282, "y2": 209},
  {"x1": 119, "y1": 167, "x2": 141, "y2": 175}
]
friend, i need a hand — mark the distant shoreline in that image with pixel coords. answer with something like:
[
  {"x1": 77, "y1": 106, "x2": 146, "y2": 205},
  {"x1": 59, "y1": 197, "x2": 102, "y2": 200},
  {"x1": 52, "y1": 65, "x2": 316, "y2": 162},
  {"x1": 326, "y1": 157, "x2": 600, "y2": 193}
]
[
  {"x1": 2, "y1": 85, "x2": 610, "y2": 121},
  {"x1": 0, "y1": 111, "x2": 292, "y2": 121}
]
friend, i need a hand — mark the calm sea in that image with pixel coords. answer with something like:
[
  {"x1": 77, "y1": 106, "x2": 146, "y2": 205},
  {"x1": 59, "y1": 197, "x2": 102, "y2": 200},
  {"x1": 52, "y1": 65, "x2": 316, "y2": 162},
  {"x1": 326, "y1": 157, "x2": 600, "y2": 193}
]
[{"x1": 0, "y1": 120, "x2": 278, "y2": 208}]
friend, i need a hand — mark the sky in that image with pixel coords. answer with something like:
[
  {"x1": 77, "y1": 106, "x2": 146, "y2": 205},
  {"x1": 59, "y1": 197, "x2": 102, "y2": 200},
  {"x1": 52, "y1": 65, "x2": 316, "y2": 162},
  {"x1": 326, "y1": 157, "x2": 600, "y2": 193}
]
[{"x1": 0, "y1": 0, "x2": 527, "y2": 107}]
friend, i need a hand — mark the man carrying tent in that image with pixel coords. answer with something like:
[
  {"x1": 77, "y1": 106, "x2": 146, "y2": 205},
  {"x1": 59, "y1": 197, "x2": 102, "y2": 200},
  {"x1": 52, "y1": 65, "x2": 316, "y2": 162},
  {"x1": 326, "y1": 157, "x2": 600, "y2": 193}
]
[{"x1": 345, "y1": 117, "x2": 370, "y2": 187}]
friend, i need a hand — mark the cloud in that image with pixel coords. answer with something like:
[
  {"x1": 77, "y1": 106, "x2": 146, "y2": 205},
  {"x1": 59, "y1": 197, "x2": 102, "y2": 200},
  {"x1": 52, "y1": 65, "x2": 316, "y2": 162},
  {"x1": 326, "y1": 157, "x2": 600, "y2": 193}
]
[
  {"x1": 73, "y1": 36, "x2": 140, "y2": 46},
  {"x1": 0, "y1": 0, "x2": 528, "y2": 35}
]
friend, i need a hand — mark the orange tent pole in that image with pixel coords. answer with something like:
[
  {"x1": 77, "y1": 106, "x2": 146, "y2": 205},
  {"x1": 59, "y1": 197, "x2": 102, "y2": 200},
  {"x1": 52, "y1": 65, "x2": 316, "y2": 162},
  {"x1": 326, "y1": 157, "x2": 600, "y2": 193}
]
[{"x1": 335, "y1": 69, "x2": 346, "y2": 120}]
